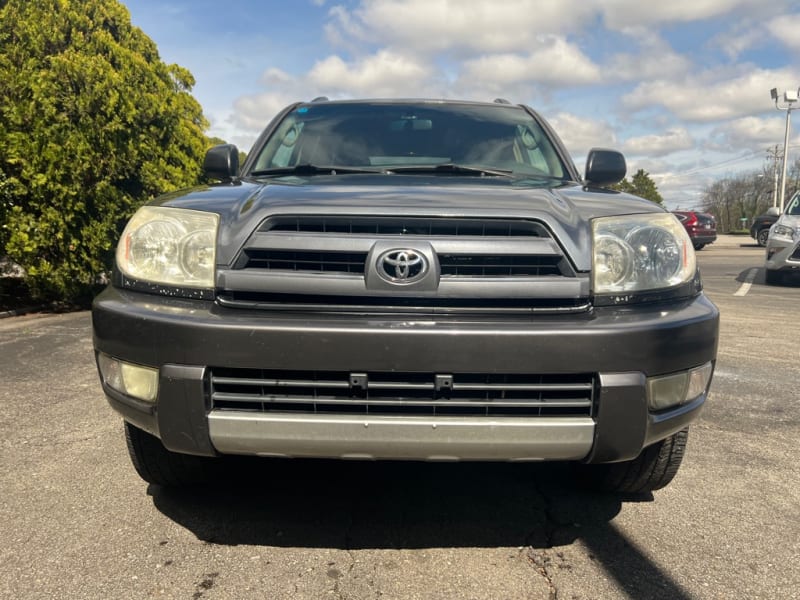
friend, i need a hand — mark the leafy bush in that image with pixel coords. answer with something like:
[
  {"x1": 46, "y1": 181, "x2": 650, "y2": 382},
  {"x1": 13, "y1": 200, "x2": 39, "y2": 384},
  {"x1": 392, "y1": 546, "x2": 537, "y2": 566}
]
[{"x1": 0, "y1": 0, "x2": 209, "y2": 301}]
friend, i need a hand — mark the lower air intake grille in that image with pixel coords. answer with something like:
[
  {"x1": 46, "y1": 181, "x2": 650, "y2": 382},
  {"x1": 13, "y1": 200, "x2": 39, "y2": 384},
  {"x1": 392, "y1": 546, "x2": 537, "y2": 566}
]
[{"x1": 210, "y1": 369, "x2": 595, "y2": 417}]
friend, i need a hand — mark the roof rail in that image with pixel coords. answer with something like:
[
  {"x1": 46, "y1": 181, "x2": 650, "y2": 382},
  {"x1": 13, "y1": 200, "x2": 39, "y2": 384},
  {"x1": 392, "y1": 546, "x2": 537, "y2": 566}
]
[
  {"x1": 493, "y1": 98, "x2": 511, "y2": 104},
  {"x1": 310, "y1": 96, "x2": 329, "y2": 102}
]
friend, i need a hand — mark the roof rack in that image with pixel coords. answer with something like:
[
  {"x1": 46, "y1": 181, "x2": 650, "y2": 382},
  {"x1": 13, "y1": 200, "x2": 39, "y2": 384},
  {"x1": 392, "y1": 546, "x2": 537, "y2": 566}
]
[
  {"x1": 310, "y1": 96, "x2": 329, "y2": 102},
  {"x1": 493, "y1": 98, "x2": 511, "y2": 104}
]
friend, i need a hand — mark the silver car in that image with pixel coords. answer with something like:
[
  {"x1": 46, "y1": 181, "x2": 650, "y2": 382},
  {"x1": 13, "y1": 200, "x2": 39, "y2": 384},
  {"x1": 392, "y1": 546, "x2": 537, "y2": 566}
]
[{"x1": 765, "y1": 192, "x2": 800, "y2": 285}]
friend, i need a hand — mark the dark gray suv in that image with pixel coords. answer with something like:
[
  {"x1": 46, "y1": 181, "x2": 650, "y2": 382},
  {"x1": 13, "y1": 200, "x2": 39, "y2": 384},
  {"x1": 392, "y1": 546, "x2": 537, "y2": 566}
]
[{"x1": 92, "y1": 99, "x2": 719, "y2": 493}]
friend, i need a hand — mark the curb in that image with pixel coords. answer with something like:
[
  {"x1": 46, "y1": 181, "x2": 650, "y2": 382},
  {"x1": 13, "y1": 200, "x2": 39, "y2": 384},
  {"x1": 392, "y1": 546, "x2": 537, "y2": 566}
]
[{"x1": 0, "y1": 305, "x2": 45, "y2": 319}]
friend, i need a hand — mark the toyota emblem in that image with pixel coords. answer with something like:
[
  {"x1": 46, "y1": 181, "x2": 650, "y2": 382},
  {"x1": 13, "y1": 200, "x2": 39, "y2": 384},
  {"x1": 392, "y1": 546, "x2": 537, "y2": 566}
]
[{"x1": 377, "y1": 249, "x2": 428, "y2": 284}]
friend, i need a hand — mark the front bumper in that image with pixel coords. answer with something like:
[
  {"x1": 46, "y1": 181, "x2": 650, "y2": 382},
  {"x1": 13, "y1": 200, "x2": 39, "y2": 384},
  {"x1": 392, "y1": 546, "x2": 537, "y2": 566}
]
[
  {"x1": 93, "y1": 287, "x2": 719, "y2": 464},
  {"x1": 765, "y1": 235, "x2": 800, "y2": 271}
]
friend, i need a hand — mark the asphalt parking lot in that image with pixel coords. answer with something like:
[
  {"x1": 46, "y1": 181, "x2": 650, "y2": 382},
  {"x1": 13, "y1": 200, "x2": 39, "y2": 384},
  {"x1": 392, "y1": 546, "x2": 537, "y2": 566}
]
[{"x1": 0, "y1": 235, "x2": 798, "y2": 599}]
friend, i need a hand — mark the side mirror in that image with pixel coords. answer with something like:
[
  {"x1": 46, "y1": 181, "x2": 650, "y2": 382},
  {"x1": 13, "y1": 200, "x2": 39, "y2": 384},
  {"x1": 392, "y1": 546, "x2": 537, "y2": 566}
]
[
  {"x1": 585, "y1": 148, "x2": 626, "y2": 187},
  {"x1": 203, "y1": 144, "x2": 239, "y2": 180},
  {"x1": 766, "y1": 206, "x2": 780, "y2": 217}
]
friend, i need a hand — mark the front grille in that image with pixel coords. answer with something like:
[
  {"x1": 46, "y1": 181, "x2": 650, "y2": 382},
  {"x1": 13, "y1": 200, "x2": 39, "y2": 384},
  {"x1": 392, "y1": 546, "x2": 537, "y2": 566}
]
[
  {"x1": 223, "y1": 215, "x2": 583, "y2": 312},
  {"x1": 241, "y1": 250, "x2": 367, "y2": 274},
  {"x1": 210, "y1": 369, "x2": 596, "y2": 418},
  {"x1": 260, "y1": 216, "x2": 549, "y2": 237},
  {"x1": 789, "y1": 245, "x2": 800, "y2": 261},
  {"x1": 439, "y1": 254, "x2": 563, "y2": 277},
  {"x1": 238, "y1": 251, "x2": 565, "y2": 277}
]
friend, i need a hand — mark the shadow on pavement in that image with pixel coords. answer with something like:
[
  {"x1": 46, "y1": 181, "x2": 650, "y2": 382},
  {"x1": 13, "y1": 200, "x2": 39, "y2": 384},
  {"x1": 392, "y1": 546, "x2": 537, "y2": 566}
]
[
  {"x1": 151, "y1": 458, "x2": 693, "y2": 599},
  {"x1": 737, "y1": 266, "x2": 800, "y2": 287}
]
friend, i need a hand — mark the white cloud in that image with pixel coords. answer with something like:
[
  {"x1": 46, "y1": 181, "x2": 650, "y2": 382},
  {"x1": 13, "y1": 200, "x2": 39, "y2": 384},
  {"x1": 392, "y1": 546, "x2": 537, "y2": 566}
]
[
  {"x1": 622, "y1": 68, "x2": 800, "y2": 121},
  {"x1": 229, "y1": 51, "x2": 443, "y2": 138},
  {"x1": 767, "y1": 14, "x2": 800, "y2": 52},
  {"x1": 230, "y1": 92, "x2": 295, "y2": 132},
  {"x1": 708, "y1": 116, "x2": 795, "y2": 151},
  {"x1": 307, "y1": 51, "x2": 440, "y2": 97},
  {"x1": 608, "y1": 34, "x2": 693, "y2": 81},
  {"x1": 260, "y1": 67, "x2": 294, "y2": 86},
  {"x1": 456, "y1": 38, "x2": 601, "y2": 92},
  {"x1": 547, "y1": 113, "x2": 618, "y2": 157},
  {"x1": 325, "y1": 0, "x2": 596, "y2": 55},
  {"x1": 709, "y1": 20, "x2": 763, "y2": 60},
  {"x1": 598, "y1": 0, "x2": 769, "y2": 30},
  {"x1": 623, "y1": 128, "x2": 694, "y2": 157}
]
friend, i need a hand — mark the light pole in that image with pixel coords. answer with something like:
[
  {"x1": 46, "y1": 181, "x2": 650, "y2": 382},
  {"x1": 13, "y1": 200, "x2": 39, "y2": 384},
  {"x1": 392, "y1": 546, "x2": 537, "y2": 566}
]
[{"x1": 770, "y1": 87, "x2": 799, "y2": 212}]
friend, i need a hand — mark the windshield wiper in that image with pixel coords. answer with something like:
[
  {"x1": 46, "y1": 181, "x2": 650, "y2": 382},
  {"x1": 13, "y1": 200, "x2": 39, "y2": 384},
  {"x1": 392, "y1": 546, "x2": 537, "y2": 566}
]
[
  {"x1": 250, "y1": 164, "x2": 389, "y2": 176},
  {"x1": 389, "y1": 163, "x2": 514, "y2": 177}
]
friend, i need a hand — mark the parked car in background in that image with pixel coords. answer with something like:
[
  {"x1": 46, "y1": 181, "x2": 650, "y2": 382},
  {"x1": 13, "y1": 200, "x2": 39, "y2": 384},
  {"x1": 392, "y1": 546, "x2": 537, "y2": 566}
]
[
  {"x1": 672, "y1": 211, "x2": 717, "y2": 250},
  {"x1": 750, "y1": 207, "x2": 780, "y2": 247},
  {"x1": 765, "y1": 193, "x2": 800, "y2": 285}
]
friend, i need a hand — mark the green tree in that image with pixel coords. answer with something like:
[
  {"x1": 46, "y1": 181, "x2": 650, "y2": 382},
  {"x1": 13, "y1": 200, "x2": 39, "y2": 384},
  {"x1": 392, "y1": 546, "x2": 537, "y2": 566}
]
[
  {"x1": 0, "y1": 0, "x2": 209, "y2": 301},
  {"x1": 614, "y1": 169, "x2": 664, "y2": 206}
]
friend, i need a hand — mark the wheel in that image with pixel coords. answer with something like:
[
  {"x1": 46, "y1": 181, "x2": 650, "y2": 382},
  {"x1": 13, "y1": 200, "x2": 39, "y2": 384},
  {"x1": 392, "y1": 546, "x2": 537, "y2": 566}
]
[
  {"x1": 757, "y1": 228, "x2": 770, "y2": 247},
  {"x1": 765, "y1": 269, "x2": 784, "y2": 286},
  {"x1": 574, "y1": 428, "x2": 689, "y2": 494},
  {"x1": 124, "y1": 422, "x2": 212, "y2": 486},
  {"x1": 693, "y1": 243, "x2": 705, "y2": 251}
]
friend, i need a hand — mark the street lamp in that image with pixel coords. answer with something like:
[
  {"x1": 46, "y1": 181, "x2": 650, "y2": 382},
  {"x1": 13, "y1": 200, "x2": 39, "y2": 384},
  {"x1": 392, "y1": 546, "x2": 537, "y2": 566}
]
[{"x1": 770, "y1": 87, "x2": 799, "y2": 212}]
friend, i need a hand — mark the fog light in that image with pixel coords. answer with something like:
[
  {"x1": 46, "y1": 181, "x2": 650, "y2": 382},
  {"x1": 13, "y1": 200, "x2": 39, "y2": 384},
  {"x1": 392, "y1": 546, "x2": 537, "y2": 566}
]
[
  {"x1": 647, "y1": 372, "x2": 688, "y2": 411},
  {"x1": 686, "y1": 362, "x2": 713, "y2": 402},
  {"x1": 97, "y1": 353, "x2": 159, "y2": 402},
  {"x1": 647, "y1": 362, "x2": 713, "y2": 411}
]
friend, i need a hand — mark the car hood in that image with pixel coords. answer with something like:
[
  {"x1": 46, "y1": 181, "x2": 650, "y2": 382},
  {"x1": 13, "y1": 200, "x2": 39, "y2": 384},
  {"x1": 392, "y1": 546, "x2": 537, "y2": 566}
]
[
  {"x1": 155, "y1": 174, "x2": 664, "y2": 271},
  {"x1": 775, "y1": 214, "x2": 800, "y2": 228}
]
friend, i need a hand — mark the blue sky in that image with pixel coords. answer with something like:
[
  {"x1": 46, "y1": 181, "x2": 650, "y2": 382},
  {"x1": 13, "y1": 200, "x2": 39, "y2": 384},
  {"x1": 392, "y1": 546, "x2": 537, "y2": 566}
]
[{"x1": 123, "y1": 0, "x2": 800, "y2": 209}]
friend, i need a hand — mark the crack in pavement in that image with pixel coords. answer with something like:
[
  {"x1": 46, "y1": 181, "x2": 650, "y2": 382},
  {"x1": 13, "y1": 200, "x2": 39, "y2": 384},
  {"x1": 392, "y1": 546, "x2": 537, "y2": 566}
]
[{"x1": 521, "y1": 479, "x2": 573, "y2": 600}]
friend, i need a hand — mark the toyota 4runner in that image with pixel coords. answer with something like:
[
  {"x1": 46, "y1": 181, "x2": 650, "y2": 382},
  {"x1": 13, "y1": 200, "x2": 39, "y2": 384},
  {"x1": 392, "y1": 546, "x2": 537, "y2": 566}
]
[{"x1": 92, "y1": 99, "x2": 719, "y2": 493}]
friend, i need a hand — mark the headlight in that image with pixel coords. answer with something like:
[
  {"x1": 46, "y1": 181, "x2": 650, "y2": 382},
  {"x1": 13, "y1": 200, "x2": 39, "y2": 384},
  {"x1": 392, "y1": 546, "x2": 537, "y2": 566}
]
[
  {"x1": 592, "y1": 213, "x2": 695, "y2": 294},
  {"x1": 772, "y1": 224, "x2": 795, "y2": 239},
  {"x1": 116, "y1": 206, "x2": 219, "y2": 288}
]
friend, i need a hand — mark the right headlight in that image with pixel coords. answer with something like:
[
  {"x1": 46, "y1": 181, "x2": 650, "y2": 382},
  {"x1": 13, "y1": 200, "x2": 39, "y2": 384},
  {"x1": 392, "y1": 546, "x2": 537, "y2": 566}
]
[
  {"x1": 592, "y1": 213, "x2": 696, "y2": 294},
  {"x1": 116, "y1": 206, "x2": 219, "y2": 289},
  {"x1": 771, "y1": 224, "x2": 796, "y2": 239}
]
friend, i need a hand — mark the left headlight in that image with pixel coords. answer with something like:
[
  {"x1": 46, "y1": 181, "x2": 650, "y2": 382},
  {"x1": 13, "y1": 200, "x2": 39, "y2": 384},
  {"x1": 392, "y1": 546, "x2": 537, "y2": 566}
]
[
  {"x1": 592, "y1": 213, "x2": 695, "y2": 295},
  {"x1": 116, "y1": 206, "x2": 219, "y2": 288}
]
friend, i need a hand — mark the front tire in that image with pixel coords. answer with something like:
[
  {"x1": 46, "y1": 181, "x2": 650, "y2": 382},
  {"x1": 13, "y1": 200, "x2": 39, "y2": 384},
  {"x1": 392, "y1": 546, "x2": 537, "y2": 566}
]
[
  {"x1": 693, "y1": 243, "x2": 705, "y2": 251},
  {"x1": 757, "y1": 228, "x2": 770, "y2": 247},
  {"x1": 574, "y1": 428, "x2": 689, "y2": 494},
  {"x1": 124, "y1": 422, "x2": 213, "y2": 486}
]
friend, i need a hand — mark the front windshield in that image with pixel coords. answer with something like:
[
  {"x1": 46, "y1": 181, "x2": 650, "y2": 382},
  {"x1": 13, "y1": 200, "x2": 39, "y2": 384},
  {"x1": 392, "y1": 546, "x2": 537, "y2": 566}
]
[{"x1": 250, "y1": 102, "x2": 570, "y2": 179}]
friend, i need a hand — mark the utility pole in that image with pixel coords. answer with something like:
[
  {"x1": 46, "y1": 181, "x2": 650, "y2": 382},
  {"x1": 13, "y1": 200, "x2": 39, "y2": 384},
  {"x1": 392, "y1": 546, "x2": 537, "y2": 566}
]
[
  {"x1": 770, "y1": 87, "x2": 798, "y2": 212},
  {"x1": 767, "y1": 145, "x2": 781, "y2": 207}
]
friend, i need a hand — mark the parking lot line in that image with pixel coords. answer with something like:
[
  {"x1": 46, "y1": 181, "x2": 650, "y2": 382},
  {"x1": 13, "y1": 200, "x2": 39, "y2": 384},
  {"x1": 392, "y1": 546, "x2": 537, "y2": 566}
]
[{"x1": 734, "y1": 268, "x2": 758, "y2": 296}]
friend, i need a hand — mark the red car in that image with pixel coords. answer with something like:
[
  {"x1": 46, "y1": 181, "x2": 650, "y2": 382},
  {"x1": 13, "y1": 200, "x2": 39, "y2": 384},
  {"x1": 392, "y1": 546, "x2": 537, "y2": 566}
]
[{"x1": 672, "y1": 211, "x2": 717, "y2": 250}]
